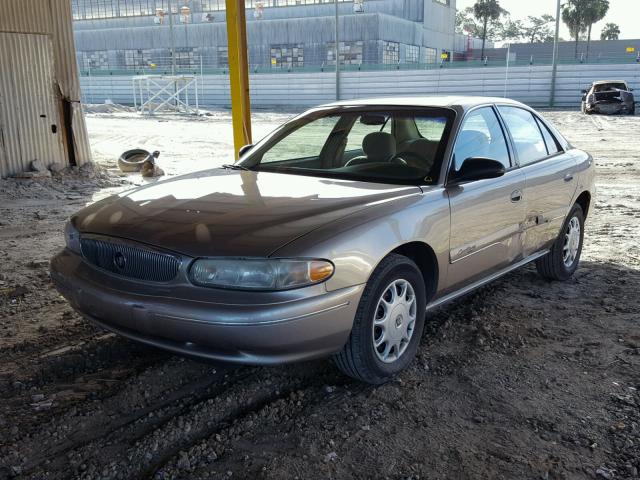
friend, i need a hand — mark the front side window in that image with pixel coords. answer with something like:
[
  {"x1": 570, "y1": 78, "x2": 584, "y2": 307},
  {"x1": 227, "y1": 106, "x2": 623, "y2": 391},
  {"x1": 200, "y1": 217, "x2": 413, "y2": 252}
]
[
  {"x1": 452, "y1": 107, "x2": 510, "y2": 171},
  {"x1": 241, "y1": 108, "x2": 455, "y2": 185},
  {"x1": 498, "y1": 106, "x2": 548, "y2": 166}
]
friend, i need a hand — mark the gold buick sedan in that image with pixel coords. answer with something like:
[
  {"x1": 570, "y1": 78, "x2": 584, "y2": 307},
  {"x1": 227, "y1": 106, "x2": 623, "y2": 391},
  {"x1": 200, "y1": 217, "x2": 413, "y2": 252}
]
[{"x1": 51, "y1": 97, "x2": 595, "y2": 384}]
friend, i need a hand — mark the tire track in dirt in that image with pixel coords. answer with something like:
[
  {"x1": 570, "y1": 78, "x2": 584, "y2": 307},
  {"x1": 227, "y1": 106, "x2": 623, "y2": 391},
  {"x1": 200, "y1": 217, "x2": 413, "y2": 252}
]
[
  {"x1": 0, "y1": 330, "x2": 164, "y2": 400},
  {"x1": 22, "y1": 363, "x2": 344, "y2": 479},
  {"x1": 145, "y1": 367, "x2": 363, "y2": 479},
  {"x1": 14, "y1": 365, "x2": 244, "y2": 476},
  {"x1": 2, "y1": 358, "x2": 239, "y2": 476}
]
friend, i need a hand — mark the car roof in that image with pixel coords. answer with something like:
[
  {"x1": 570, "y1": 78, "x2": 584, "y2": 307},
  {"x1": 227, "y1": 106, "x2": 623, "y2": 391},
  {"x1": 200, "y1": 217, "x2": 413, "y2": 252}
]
[
  {"x1": 592, "y1": 80, "x2": 627, "y2": 85},
  {"x1": 320, "y1": 95, "x2": 528, "y2": 111}
]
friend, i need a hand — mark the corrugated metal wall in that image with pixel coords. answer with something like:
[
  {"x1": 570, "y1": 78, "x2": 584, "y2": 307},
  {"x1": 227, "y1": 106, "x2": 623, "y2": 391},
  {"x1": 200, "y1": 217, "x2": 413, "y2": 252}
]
[
  {"x1": 79, "y1": 63, "x2": 640, "y2": 108},
  {"x1": 0, "y1": 33, "x2": 67, "y2": 178},
  {"x1": 0, "y1": 0, "x2": 92, "y2": 178}
]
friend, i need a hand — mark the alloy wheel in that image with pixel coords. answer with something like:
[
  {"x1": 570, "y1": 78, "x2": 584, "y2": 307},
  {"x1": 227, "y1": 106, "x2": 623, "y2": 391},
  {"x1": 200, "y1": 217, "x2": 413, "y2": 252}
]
[
  {"x1": 372, "y1": 279, "x2": 417, "y2": 363},
  {"x1": 563, "y1": 216, "x2": 581, "y2": 268}
]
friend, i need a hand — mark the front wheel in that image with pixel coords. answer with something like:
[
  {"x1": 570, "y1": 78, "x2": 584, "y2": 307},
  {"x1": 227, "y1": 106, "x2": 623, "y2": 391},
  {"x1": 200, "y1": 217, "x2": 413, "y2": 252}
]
[
  {"x1": 333, "y1": 254, "x2": 426, "y2": 384},
  {"x1": 535, "y1": 204, "x2": 585, "y2": 281}
]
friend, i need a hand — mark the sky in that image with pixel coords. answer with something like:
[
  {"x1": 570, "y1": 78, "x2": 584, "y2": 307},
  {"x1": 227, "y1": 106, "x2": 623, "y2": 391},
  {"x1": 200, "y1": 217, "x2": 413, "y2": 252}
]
[{"x1": 455, "y1": 0, "x2": 640, "y2": 41}]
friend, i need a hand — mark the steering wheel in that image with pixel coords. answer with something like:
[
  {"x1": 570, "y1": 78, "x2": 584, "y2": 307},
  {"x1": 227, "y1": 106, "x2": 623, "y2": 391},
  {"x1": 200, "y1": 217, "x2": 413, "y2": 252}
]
[
  {"x1": 390, "y1": 155, "x2": 408, "y2": 166},
  {"x1": 344, "y1": 156, "x2": 368, "y2": 167},
  {"x1": 345, "y1": 155, "x2": 407, "y2": 167}
]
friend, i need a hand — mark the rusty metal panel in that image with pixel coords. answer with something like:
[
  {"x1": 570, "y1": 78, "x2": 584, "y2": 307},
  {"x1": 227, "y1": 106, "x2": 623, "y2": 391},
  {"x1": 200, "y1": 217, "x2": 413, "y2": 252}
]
[
  {"x1": 0, "y1": 0, "x2": 92, "y2": 177},
  {"x1": 0, "y1": 32, "x2": 67, "y2": 177},
  {"x1": 49, "y1": 0, "x2": 92, "y2": 166},
  {"x1": 0, "y1": 0, "x2": 49, "y2": 34}
]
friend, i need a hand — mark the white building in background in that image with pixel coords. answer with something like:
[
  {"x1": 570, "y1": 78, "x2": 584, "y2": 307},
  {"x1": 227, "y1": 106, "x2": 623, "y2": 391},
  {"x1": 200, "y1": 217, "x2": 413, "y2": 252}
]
[{"x1": 72, "y1": 0, "x2": 465, "y2": 72}]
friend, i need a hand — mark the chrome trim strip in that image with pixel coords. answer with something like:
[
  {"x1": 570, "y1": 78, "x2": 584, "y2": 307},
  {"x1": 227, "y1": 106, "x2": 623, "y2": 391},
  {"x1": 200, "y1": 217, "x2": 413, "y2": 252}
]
[
  {"x1": 450, "y1": 241, "x2": 502, "y2": 264},
  {"x1": 427, "y1": 250, "x2": 549, "y2": 311}
]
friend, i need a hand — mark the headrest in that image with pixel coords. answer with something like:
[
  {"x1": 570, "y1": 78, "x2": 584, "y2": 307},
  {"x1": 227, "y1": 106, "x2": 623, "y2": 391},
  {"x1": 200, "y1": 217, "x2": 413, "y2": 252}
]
[{"x1": 362, "y1": 132, "x2": 396, "y2": 162}]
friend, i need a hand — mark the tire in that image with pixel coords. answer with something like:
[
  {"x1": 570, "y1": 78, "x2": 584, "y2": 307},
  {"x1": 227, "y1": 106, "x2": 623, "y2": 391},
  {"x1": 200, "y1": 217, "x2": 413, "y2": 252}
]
[
  {"x1": 535, "y1": 204, "x2": 585, "y2": 281},
  {"x1": 630, "y1": 105, "x2": 635, "y2": 116},
  {"x1": 118, "y1": 149, "x2": 152, "y2": 173},
  {"x1": 333, "y1": 253, "x2": 427, "y2": 384}
]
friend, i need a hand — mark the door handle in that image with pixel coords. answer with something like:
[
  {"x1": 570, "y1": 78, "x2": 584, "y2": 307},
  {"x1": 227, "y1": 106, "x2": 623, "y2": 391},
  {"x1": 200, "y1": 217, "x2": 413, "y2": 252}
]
[
  {"x1": 564, "y1": 173, "x2": 574, "y2": 182},
  {"x1": 510, "y1": 190, "x2": 522, "y2": 202}
]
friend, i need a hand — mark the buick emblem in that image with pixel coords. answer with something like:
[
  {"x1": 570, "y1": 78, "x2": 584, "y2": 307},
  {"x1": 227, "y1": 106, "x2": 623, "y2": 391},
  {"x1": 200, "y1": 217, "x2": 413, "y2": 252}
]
[{"x1": 113, "y1": 251, "x2": 127, "y2": 270}]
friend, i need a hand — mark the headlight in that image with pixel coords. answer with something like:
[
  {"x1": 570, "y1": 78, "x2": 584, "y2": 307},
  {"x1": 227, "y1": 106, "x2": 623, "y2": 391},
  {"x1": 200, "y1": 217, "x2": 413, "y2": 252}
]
[
  {"x1": 189, "y1": 258, "x2": 334, "y2": 291},
  {"x1": 64, "y1": 220, "x2": 81, "y2": 255}
]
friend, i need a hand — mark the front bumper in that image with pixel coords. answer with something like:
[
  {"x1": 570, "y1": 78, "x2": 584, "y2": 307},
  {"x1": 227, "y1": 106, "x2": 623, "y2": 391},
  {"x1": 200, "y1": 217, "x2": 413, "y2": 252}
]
[{"x1": 50, "y1": 249, "x2": 364, "y2": 365}]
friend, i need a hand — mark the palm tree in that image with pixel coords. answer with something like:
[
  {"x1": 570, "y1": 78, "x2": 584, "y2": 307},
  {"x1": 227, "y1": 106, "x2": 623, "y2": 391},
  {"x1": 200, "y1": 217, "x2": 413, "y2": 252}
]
[
  {"x1": 562, "y1": 1, "x2": 586, "y2": 59},
  {"x1": 600, "y1": 22, "x2": 620, "y2": 40},
  {"x1": 583, "y1": 0, "x2": 609, "y2": 60},
  {"x1": 473, "y1": 0, "x2": 504, "y2": 60}
]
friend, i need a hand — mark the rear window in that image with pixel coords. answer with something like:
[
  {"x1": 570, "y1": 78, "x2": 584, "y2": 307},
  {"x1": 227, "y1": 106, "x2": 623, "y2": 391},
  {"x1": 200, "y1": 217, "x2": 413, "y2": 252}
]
[{"x1": 415, "y1": 117, "x2": 447, "y2": 141}]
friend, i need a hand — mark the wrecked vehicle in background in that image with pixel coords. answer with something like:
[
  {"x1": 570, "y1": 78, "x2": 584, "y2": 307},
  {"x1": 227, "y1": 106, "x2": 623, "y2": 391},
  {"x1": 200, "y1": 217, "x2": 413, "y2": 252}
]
[{"x1": 581, "y1": 80, "x2": 636, "y2": 115}]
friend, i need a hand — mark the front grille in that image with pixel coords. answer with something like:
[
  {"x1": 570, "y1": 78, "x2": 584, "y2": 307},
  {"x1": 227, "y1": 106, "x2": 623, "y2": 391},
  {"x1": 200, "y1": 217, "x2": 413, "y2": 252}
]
[{"x1": 80, "y1": 237, "x2": 180, "y2": 282}]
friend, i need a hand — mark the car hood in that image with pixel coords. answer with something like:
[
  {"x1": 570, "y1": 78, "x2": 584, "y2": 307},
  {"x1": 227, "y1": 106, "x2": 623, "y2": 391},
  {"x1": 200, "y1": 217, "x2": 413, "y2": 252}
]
[{"x1": 74, "y1": 169, "x2": 421, "y2": 257}]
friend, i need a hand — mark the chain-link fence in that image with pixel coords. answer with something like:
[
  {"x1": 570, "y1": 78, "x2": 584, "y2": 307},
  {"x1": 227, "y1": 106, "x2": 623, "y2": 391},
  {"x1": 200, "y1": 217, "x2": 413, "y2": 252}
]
[{"x1": 77, "y1": 50, "x2": 640, "y2": 77}]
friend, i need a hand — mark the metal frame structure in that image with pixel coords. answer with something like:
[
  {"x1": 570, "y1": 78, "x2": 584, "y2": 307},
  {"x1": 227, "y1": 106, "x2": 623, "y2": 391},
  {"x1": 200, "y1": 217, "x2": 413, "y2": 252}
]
[
  {"x1": 132, "y1": 74, "x2": 199, "y2": 115},
  {"x1": 225, "y1": 0, "x2": 252, "y2": 159}
]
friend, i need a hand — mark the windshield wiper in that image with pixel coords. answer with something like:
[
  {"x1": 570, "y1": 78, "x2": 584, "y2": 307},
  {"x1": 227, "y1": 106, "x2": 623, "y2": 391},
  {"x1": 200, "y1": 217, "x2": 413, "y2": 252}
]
[{"x1": 221, "y1": 164, "x2": 251, "y2": 171}]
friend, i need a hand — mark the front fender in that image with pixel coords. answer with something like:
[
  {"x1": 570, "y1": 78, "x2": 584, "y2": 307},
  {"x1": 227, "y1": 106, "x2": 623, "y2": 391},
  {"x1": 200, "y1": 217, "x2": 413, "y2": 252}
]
[{"x1": 271, "y1": 188, "x2": 451, "y2": 293}]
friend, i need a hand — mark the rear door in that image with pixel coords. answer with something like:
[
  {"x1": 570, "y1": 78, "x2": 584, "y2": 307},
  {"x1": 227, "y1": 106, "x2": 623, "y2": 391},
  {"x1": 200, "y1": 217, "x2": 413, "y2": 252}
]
[
  {"x1": 496, "y1": 106, "x2": 578, "y2": 256},
  {"x1": 445, "y1": 106, "x2": 526, "y2": 291}
]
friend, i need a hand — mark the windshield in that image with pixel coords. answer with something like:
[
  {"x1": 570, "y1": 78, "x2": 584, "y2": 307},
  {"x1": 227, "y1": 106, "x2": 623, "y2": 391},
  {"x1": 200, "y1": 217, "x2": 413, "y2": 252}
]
[{"x1": 239, "y1": 107, "x2": 455, "y2": 185}]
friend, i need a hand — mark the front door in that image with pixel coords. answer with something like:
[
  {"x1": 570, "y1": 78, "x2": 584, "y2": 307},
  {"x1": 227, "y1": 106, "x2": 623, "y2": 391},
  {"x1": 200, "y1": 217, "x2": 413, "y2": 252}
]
[{"x1": 445, "y1": 106, "x2": 526, "y2": 291}]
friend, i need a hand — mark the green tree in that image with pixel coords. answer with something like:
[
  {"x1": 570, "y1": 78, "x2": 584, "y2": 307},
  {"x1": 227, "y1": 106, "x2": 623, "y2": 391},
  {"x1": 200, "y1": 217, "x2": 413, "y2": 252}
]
[
  {"x1": 501, "y1": 19, "x2": 524, "y2": 43},
  {"x1": 473, "y1": 0, "x2": 506, "y2": 60},
  {"x1": 456, "y1": 6, "x2": 507, "y2": 42},
  {"x1": 600, "y1": 22, "x2": 620, "y2": 40},
  {"x1": 521, "y1": 14, "x2": 556, "y2": 43},
  {"x1": 562, "y1": 1, "x2": 587, "y2": 59},
  {"x1": 583, "y1": 0, "x2": 609, "y2": 60}
]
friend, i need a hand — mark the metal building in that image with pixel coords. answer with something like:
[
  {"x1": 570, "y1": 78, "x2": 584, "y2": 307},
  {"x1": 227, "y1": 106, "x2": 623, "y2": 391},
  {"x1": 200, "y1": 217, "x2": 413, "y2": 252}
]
[
  {"x1": 0, "y1": 0, "x2": 92, "y2": 178},
  {"x1": 72, "y1": 0, "x2": 458, "y2": 72}
]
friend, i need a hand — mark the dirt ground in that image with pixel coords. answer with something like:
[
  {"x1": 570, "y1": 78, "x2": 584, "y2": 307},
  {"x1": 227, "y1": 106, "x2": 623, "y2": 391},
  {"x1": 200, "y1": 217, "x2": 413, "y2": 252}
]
[{"x1": 0, "y1": 109, "x2": 638, "y2": 480}]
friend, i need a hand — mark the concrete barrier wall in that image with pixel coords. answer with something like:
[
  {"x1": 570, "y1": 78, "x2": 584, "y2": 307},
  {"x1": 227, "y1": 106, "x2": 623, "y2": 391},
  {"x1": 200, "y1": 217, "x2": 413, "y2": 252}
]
[{"x1": 80, "y1": 62, "x2": 640, "y2": 109}]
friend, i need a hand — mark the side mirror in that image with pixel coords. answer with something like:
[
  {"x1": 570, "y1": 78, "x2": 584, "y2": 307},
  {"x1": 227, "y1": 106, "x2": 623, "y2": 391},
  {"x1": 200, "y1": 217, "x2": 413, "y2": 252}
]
[
  {"x1": 581, "y1": 89, "x2": 588, "y2": 94},
  {"x1": 238, "y1": 144, "x2": 253, "y2": 157},
  {"x1": 448, "y1": 157, "x2": 505, "y2": 186},
  {"x1": 629, "y1": 88, "x2": 634, "y2": 92}
]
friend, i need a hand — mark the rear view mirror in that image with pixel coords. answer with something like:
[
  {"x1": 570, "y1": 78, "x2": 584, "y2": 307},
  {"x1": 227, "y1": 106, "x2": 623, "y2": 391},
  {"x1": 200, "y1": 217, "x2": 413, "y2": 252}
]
[
  {"x1": 238, "y1": 144, "x2": 253, "y2": 157},
  {"x1": 360, "y1": 113, "x2": 387, "y2": 126},
  {"x1": 448, "y1": 157, "x2": 505, "y2": 185}
]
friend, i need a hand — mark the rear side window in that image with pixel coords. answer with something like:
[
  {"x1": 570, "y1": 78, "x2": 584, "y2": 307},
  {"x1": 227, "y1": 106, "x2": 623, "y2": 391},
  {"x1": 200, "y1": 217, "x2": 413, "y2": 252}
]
[
  {"x1": 535, "y1": 116, "x2": 561, "y2": 155},
  {"x1": 498, "y1": 106, "x2": 548, "y2": 166}
]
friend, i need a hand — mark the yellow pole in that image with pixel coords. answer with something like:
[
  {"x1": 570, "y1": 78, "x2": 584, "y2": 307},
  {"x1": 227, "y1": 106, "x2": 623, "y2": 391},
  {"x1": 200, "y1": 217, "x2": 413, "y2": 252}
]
[{"x1": 225, "y1": 0, "x2": 252, "y2": 160}]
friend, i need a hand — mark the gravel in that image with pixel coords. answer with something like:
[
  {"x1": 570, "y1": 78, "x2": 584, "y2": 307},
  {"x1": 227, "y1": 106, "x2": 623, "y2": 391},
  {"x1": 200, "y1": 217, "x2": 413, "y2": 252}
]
[{"x1": 0, "y1": 110, "x2": 638, "y2": 480}]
